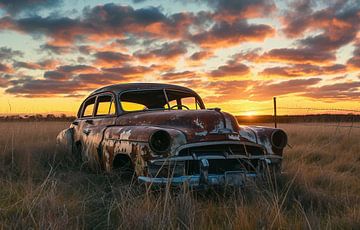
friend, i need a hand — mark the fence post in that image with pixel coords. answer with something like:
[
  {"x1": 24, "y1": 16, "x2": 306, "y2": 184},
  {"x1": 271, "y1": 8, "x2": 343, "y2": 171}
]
[{"x1": 273, "y1": 97, "x2": 277, "y2": 128}]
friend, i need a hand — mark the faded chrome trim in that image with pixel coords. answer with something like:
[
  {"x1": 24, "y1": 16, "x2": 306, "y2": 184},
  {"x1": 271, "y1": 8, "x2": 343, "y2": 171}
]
[
  {"x1": 149, "y1": 154, "x2": 282, "y2": 164},
  {"x1": 138, "y1": 171, "x2": 258, "y2": 188},
  {"x1": 174, "y1": 140, "x2": 266, "y2": 155}
]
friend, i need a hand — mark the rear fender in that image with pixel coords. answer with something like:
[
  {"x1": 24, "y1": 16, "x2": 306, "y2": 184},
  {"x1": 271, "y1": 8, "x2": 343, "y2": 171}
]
[{"x1": 56, "y1": 128, "x2": 74, "y2": 155}]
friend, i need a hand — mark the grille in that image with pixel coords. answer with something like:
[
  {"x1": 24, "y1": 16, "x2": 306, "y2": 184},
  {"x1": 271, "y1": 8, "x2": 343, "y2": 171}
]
[
  {"x1": 185, "y1": 159, "x2": 259, "y2": 175},
  {"x1": 178, "y1": 144, "x2": 265, "y2": 157}
]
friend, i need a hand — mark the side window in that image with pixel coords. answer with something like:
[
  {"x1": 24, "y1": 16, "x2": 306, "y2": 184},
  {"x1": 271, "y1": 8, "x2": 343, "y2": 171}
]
[
  {"x1": 121, "y1": 102, "x2": 147, "y2": 111},
  {"x1": 82, "y1": 97, "x2": 96, "y2": 117},
  {"x1": 181, "y1": 97, "x2": 197, "y2": 110},
  {"x1": 95, "y1": 95, "x2": 116, "y2": 116}
]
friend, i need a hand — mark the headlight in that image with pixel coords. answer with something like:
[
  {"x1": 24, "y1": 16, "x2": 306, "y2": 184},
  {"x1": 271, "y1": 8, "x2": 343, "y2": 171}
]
[
  {"x1": 271, "y1": 129, "x2": 287, "y2": 149},
  {"x1": 149, "y1": 130, "x2": 171, "y2": 154}
]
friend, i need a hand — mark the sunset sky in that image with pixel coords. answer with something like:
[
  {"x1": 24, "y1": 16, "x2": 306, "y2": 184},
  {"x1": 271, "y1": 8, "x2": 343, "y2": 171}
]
[{"x1": 0, "y1": 0, "x2": 359, "y2": 116}]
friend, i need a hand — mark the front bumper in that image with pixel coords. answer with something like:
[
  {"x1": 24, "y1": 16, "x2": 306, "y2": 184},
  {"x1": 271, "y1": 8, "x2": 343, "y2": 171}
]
[
  {"x1": 138, "y1": 156, "x2": 281, "y2": 188},
  {"x1": 138, "y1": 171, "x2": 257, "y2": 188}
]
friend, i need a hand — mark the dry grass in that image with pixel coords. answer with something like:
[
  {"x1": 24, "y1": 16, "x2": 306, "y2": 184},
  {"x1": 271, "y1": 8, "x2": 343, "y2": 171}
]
[{"x1": 0, "y1": 121, "x2": 359, "y2": 229}]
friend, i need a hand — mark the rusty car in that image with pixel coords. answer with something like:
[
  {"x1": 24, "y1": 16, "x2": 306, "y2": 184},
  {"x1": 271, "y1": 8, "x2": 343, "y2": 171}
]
[{"x1": 56, "y1": 83, "x2": 287, "y2": 188}]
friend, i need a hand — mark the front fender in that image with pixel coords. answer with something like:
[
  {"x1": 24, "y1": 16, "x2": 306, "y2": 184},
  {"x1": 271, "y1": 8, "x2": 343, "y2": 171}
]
[
  {"x1": 100, "y1": 126, "x2": 187, "y2": 173},
  {"x1": 239, "y1": 126, "x2": 287, "y2": 155}
]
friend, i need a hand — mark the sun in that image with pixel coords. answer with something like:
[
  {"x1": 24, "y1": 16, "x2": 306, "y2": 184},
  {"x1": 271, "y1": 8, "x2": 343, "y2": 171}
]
[{"x1": 243, "y1": 111, "x2": 257, "y2": 116}]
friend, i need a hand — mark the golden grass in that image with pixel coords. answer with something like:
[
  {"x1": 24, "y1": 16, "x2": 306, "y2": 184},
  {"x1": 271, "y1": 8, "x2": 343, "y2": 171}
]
[{"x1": 0, "y1": 122, "x2": 359, "y2": 229}]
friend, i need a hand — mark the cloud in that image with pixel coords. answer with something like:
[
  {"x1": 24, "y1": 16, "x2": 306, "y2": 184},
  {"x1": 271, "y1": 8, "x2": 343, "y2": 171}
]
[
  {"x1": 160, "y1": 71, "x2": 197, "y2": 80},
  {"x1": 209, "y1": 61, "x2": 250, "y2": 78},
  {"x1": 302, "y1": 81, "x2": 360, "y2": 99},
  {"x1": 40, "y1": 43, "x2": 74, "y2": 54},
  {"x1": 347, "y1": 42, "x2": 360, "y2": 70},
  {"x1": 204, "y1": 78, "x2": 321, "y2": 102},
  {"x1": 0, "y1": 63, "x2": 13, "y2": 73},
  {"x1": 5, "y1": 64, "x2": 143, "y2": 97},
  {"x1": 258, "y1": 48, "x2": 336, "y2": 64},
  {"x1": 189, "y1": 50, "x2": 213, "y2": 61},
  {"x1": 282, "y1": 0, "x2": 360, "y2": 52},
  {"x1": 94, "y1": 51, "x2": 132, "y2": 66},
  {"x1": 260, "y1": 64, "x2": 347, "y2": 77},
  {"x1": 202, "y1": 80, "x2": 254, "y2": 102},
  {"x1": 190, "y1": 20, "x2": 274, "y2": 48},
  {"x1": 0, "y1": 0, "x2": 62, "y2": 15},
  {"x1": 57, "y1": 64, "x2": 97, "y2": 73},
  {"x1": 0, "y1": 47, "x2": 23, "y2": 60},
  {"x1": 13, "y1": 59, "x2": 58, "y2": 70},
  {"x1": 204, "y1": 0, "x2": 276, "y2": 22},
  {"x1": 0, "y1": 75, "x2": 9, "y2": 87},
  {"x1": 42, "y1": 64, "x2": 98, "y2": 80},
  {"x1": 0, "y1": 4, "x2": 196, "y2": 45},
  {"x1": 102, "y1": 65, "x2": 153, "y2": 77},
  {"x1": 134, "y1": 41, "x2": 187, "y2": 61},
  {"x1": 248, "y1": 78, "x2": 322, "y2": 100}
]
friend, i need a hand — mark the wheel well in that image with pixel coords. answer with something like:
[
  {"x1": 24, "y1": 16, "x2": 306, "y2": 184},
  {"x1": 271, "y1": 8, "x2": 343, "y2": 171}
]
[{"x1": 112, "y1": 154, "x2": 134, "y2": 171}]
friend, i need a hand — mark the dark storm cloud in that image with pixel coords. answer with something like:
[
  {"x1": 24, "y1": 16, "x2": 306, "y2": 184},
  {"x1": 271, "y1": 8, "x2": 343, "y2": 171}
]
[
  {"x1": 102, "y1": 65, "x2": 153, "y2": 76},
  {"x1": 0, "y1": 63, "x2": 13, "y2": 73},
  {"x1": 196, "y1": 0, "x2": 275, "y2": 21},
  {"x1": 261, "y1": 64, "x2": 347, "y2": 77},
  {"x1": 248, "y1": 78, "x2": 322, "y2": 100},
  {"x1": 190, "y1": 20, "x2": 274, "y2": 48},
  {"x1": 5, "y1": 64, "x2": 144, "y2": 97},
  {"x1": 94, "y1": 51, "x2": 132, "y2": 66},
  {"x1": 13, "y1": 61, "x2": 39, "y2": 69},
  {"x1": 13, "y1": 59, "x2": 58, "y2": 70},
  {"x1": 282, "y1": 0, "x2": 360, "y2": 52},
  {"x1": 134, "y1": 41, "x2": 187, "y2": 61},
  {"x1": 189, "y1": 51, "x2": 213, "y2": 61},
  {"x1": 201, "y1": 78, "x2": 321, "y2": 102},
  {"x1": 0, "y1": 76, "x2": 9, "y2": 87},
  {"x1": 5, "y1": 78, "x2": 81, "y2": 96},
  {"x1": 0, "y1": 3, "x2": 199, "y2": 44},
  {"x1": 260, "y1": 48, "x2": 336, "y2": 64},
  {"x1": 161, "y1": 71, "x2": 196, "y2": 80},
  {"x1": 302, "y1": 81, "x2": 360, "y2": 99},
  {"x1": 43, "y1": 70, "x2": 67, "y2": 80},
  {"x1": 209, "y1": 61, "x2": 249, "y2": 78},
  {"x1": 202, "y1": 80, "x2": 254, "y2": 102},
  {"x1": 40, "y1": 44, "x2": 73, "y2": 54},
  {"x1": 347, "y1": 42, "x2": 360, "y2": 70},
  {"x1": 0, "y1": 0, "x2": 62, "y2": 15},
  {"x1": 43, "y1": 64, "x2": 98, "y2": 80},
  {"x1": 57, "y1": 64, "x2": 97, "y2": 73},
  {"x1": 0, "y1": 47, "x2": 23, "y2": 60}
]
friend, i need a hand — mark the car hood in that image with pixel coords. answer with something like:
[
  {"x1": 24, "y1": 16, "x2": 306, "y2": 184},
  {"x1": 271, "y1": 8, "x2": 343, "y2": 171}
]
[{"x1": 116, "y1": 109, "x2": 250, "y2": 143}]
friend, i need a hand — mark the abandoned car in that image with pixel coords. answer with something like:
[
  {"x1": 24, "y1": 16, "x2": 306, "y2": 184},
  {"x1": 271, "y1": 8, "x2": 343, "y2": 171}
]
[{"x1": 57, "y1": 83, "x2": 287, "y2": 188}]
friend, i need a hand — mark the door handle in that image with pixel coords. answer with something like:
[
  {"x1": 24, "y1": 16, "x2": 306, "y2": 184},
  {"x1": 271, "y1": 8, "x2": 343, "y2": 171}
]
[
  {"x1": 85, "y1": 119, "x2": 93, "y2": 124},
  {"x1": 72, "y1": 121, "x2": 79, "y2": 125},
  {"x1": 83, "y1": 128, "x2": 91, "y2": 135}
]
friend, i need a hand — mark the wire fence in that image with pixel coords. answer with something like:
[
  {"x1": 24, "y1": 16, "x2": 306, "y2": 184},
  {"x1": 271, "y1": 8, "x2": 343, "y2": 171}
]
[{"x1": 235, "y1": 97, "x2": 360, "y2": 131}]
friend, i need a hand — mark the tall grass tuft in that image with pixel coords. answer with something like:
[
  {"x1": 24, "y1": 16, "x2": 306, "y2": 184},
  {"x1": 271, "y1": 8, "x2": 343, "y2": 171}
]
[{"x1": 0, "y1": 122, "x2": 359, "y2": 229}]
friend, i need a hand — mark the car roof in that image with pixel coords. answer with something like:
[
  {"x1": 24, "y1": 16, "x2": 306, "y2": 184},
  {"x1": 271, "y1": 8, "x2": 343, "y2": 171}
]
[{"x1": 89, "y1": 83, "x2": 198, "y2": 96}]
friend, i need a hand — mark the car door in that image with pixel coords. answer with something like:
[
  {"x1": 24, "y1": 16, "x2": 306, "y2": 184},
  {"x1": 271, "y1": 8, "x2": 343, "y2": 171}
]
[{"x1": 78, "y1": 93, "x2": 118, "y2": 170}]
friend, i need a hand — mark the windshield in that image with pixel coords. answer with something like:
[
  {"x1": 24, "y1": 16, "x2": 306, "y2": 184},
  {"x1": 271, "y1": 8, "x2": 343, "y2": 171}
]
[{"x1": 119, "y1": 89, "x2": 204, "y2": 112}]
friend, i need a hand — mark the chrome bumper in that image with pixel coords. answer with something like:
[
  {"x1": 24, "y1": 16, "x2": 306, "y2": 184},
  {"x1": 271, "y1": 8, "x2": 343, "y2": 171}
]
[
  {"x1": 138, "y1": 171, "x2": 258, "y2": 188},
  {"x1": 137, "y1": 157, "x2": 278, "y2": 188}
]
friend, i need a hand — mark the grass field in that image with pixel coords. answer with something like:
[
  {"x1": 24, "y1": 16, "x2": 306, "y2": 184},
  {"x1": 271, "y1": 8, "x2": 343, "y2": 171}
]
[{"x1": 0, "y1": 121, "x2": 359, "y2": 229}]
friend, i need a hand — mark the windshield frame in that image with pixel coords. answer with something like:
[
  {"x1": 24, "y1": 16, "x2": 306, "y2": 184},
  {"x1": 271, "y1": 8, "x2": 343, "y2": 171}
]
[{"x1": 118, "y1": 88, "x2": 205, "y2": 114}]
